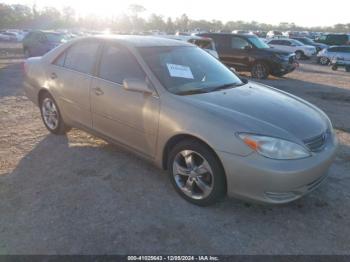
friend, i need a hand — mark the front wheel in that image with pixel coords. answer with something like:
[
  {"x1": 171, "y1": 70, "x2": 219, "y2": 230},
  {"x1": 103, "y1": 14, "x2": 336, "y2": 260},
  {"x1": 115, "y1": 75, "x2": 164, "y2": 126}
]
[
  {"x1": 331, "y1": 65, "x2": 338, "y2": 71},
  {"x1": 319, "y1": 56, "x2": 329, "y2": 65},
  {"x1": 40, "y1": 92, "x2": 70, "y2": 135},
  {"x1": 251, "y1": 62, "x2": 269, "y2": 79},
  {"x1": 167, "y1": 139, "x2": 226, "y2": 206},
  {"x1": 345, "y1": 66, "x2": 350, "y2": 72}
]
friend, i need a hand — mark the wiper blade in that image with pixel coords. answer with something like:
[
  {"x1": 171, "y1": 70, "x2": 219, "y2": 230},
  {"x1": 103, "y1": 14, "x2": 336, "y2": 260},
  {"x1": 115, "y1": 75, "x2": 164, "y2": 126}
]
[
  {"x1": 210, "y1": 83, "x2": 242, "y2": 92},
  {"x1": 177, "y1": 89, "x2": 210, "y2": 95}
]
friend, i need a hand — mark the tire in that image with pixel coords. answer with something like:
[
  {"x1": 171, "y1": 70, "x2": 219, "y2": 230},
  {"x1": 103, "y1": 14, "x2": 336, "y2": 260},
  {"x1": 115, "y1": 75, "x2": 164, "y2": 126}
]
[
  {"x1": 39, "y1": 92, "x2": 70, "y2": 135},
  {"x1": 251, "y1": 62, "x2": 269, "y2": 79},
  {"x1": 167, "y1": 139, "x2": 226, "y2": 206},
  {"x1": 271, "y1": 72, "x2": 285, "y2": 78},
  {"x1": 319, "y1": 56, "x2": 329, "y2": 65},
  {"x1": 331, "y1": 65, "x2": 338, "y2": 71},
  {"x1": 295, "y1": 51, "x2": 303, "y2": 60},
  {"x1": 345, "y1": 66, "x2": 350, "y2": 72}
]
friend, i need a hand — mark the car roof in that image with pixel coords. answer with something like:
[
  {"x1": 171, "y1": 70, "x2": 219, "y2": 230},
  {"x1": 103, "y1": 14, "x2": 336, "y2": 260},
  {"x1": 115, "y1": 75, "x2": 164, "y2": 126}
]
[
  {"x1": 158, "y1": 35, "x2": 213, "y2": 42},
  {"x1": 90, "y1": 35, "x2": 192, "y2": 47},
  {"x1": 198, "y1": 33, "x2": 257, "y2": 38}
]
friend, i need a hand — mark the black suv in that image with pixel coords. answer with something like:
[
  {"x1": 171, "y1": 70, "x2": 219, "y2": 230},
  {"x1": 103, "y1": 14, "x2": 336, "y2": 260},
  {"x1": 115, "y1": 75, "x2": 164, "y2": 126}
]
[
  {"x1": 22, "y1": 31, "x2": 67, "y2": 57},
  {"x1": 315, "y1": 34, "x2": 350, "y2": 46},
  {"x1": 198, "y1": 33, "x2": 297, "y2": 79}
]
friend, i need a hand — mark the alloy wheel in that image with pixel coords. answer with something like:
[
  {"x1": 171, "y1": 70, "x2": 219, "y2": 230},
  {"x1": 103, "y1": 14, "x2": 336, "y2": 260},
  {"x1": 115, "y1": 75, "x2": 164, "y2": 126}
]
[
  {"x1": 172, "y1": 150, "x2": 214, "y2": 200},
  {"x1": 319, "y1": 57, "x2": 329, "y2": 65},
  {"x1": 252, "y1": 63, "x2": 268, "y2": 79},
  {"x1": 41, "y1": 97, "x2": 59, "y2": 130}
]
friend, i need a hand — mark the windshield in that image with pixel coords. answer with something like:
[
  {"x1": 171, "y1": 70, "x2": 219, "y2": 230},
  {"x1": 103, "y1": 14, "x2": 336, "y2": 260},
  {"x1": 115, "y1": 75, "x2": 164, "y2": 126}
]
[
  {"x1": 45, "y1": 33, "x2": 66, "y2": 42},
  {"x1": 290, "y1": 39, "x2": 304, "y2": 46},
  {"x1": 138, "y1": 46, "x2": 243, "y2": 95},
  {"x1": 248, "y1": 37, "x2": 270, "y2": 49},
  {"x1": 299, "y1": 38, "x2": 314, "y2": 44}
]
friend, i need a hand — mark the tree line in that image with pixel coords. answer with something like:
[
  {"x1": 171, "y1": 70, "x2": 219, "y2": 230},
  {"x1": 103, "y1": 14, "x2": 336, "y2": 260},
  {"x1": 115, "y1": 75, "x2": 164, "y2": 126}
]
[{"x1": 0, "y1": 3, "x2": 349, "y2": 33}]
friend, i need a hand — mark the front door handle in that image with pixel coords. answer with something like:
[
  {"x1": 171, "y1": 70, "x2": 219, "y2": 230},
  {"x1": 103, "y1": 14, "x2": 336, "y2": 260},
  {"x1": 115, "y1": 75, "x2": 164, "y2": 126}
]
[
  {"x1": 50, "y1": 72, "x2": 57, "y2": 79},
  {"x1": 93, "y1": 87, "x2": 104, "y2": 96}
]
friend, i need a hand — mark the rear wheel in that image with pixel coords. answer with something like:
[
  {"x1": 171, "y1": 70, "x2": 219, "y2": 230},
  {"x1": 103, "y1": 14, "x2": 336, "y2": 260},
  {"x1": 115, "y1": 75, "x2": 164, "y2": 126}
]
[
  {"x1": 295, "y1": 51, "x2": 304, "y2": 60},
  {"x1": 251, "y1": 62, "x2": 269, "y2": 79},
  {"x1": 39, "y1": 92, "x2": 70, "y2": 135},
  {"x1": 167, "y1": 139, "x2": 226, "y2": 206},
  {"x1": 331, "y1": 65, "x2": 338, "y2": 71}
]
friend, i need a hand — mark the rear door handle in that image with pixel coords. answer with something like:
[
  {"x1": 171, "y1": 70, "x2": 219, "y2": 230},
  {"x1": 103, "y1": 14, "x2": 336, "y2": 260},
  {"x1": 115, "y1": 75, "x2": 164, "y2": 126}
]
[
  {"x1": 93, "y1": 87, "x2": 104, "y2": 96},
  {"x1": 50, "y1": 72, "x2": 57, "y2": 79}
]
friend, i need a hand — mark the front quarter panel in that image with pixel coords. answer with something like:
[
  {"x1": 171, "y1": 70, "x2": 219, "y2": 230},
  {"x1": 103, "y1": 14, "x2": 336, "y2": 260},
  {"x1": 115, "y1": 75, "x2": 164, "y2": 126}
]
[{"x1": 154, "y1": 93, "x2": 254, "y2": 168}]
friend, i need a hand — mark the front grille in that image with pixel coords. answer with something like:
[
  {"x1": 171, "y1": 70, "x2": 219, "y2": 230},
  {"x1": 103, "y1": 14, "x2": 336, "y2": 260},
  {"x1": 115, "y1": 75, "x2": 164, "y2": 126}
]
[{"x1": 303, "y1": 132, "x2": 327, "y2": 152}]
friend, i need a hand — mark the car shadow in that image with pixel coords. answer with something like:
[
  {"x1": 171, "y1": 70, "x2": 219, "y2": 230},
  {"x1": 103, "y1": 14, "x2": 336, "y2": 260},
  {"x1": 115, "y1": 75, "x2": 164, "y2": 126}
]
[{"x1": 0, "y1": 126, "x2": 350, "y2": 254}]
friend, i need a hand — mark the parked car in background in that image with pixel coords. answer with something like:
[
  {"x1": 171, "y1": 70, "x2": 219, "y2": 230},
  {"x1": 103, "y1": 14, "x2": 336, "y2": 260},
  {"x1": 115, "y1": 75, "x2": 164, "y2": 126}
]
[
  {"x1": 0, "y1": 32, "x2": 11, "y2": 41},
  {"x1": 158, "y1": 35, "x2": 219, "y2": 58},
  {"x1": 0, "y1": 32, "x2": 18, "y2": 42},
  {"x1": 267, "y1": 39, "x2": 317, "y2": 60},
  {"x1": 23, "y1": 35, "x2": 337, "y2": 205},
  {"x1": 232, "y1": 30, "x2": 253, "y2": 35},
  {"x1": 22, "y1": 31, "x2": 67, "y2": 57},
  {"x1": 315, "y1": 34, "x2": 350, "y2": 46},
  {"x1": 290, "y1": 37, "x2": 328, "y2": 53},
  {"x1": 198, "y1": 33, "x2": 297, "y2": 79},
  {"x1": 317, "y1": 46, "x2": 350, "y2": 65},
  {"x1": 267, "y1": 30, "x2": 283, "y2": 38}
]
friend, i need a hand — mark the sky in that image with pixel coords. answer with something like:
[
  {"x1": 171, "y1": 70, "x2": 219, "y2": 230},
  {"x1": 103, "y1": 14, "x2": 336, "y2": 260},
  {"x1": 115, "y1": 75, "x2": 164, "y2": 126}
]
[{"x1": 2, "y1": 0, "x2": 350, "y2": 27}]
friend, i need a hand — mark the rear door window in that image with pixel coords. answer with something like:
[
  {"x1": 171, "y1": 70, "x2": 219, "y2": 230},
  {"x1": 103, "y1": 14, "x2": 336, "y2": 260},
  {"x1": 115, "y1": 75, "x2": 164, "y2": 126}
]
[
  {"x1": 98, "y1": 44, "x2": 145, "y2": 85},
  {"x1": 64, "y1": 41, "x2": 100, "y2": 74},
  {"x1": 53, "y1": 52, "x2": 66, "y2": 67}
]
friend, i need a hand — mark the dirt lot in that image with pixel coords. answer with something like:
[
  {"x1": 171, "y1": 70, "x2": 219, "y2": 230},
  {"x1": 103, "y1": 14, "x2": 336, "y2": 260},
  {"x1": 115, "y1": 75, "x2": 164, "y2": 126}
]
[{"x1": 0, "y1": 53, "x2": 350, "y2": 254}]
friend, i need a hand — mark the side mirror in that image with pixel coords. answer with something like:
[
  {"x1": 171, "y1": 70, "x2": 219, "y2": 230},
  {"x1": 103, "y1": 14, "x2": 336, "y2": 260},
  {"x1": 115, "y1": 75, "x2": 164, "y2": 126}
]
[
  {"x1": 123, "y1": 78, "x2": 153, "y2": 95},
  {"x1": 230, "y1": 67, "x2": 237, "y2": 73},
  {"x1": 244, "y1": 45, "x2": 253, "y2": 51}
]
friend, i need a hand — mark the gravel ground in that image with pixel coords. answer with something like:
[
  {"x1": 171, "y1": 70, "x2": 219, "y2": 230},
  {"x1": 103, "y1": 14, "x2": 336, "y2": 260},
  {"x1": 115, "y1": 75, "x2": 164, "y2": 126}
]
[{"x1": 0, "y1": 57, "x2": 350, "y2": 255}]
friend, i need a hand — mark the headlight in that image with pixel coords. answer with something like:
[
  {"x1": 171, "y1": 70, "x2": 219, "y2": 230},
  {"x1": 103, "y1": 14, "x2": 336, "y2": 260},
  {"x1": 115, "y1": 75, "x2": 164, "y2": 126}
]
[{"x1": 237, "y1": 133, "x2": 311, "y2": 160}]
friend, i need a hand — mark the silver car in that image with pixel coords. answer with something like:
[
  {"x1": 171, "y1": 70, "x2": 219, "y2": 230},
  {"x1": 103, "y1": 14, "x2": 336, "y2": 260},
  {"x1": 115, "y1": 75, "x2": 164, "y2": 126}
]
[
  {"x1": 24, "y1": 36, "x2": 338, "y2": 205},
  {"x1": 317, "y1": 46, "x2": 350, "y2": 65}
]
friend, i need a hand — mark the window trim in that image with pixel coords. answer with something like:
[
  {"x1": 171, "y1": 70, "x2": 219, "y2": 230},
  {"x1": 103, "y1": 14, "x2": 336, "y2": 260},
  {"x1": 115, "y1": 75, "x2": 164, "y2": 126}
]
[{"x1": 50, "y1": 39, "x2": 102, "y2": 76}]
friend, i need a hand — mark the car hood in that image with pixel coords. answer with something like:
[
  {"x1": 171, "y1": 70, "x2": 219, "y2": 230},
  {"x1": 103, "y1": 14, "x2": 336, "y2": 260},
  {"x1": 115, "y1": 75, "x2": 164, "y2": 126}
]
[
  {"x1": 184, "y1": 82, "x2": 328, "y2": 141},
  {"x1": 314, "y1": 42, "x2": 328, "y2": 48}
]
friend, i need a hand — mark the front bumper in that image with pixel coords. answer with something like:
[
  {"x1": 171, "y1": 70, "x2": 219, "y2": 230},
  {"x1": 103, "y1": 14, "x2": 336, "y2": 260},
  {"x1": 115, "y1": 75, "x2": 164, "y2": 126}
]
[
  {"x1": 217, "y1": 133, "x2": 338, "y2": 204},
  {"x1": 271, "y1": 60, "x2": 298, "y2": 75}
]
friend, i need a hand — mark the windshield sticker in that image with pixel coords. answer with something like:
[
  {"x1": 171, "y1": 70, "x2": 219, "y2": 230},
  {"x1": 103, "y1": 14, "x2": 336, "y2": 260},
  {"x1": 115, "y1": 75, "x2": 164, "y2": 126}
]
[{"x1": 166, "y1": 63, "x2": 194, "y2": 79}]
